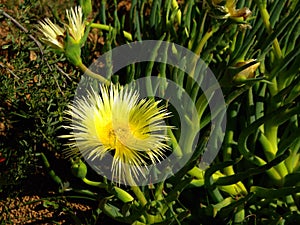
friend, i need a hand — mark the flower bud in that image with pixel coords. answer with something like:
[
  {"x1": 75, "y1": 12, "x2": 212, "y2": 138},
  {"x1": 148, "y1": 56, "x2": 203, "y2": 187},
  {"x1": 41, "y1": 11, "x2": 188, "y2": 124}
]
[
  {"x1": 111, "y1": 186, "x2": 134, "y2": 203},
  {"x1": 232, "y1": 59, "x2": 260, "y2": 84},
  {"x1": 220, "y1": 59, "x2": 261, "y2": 87},
  {"x1": 79, "y1": 0, "x2": 93, "y2": 18},
  {"x1": 147, "y1": 200, "x2": 163, "y2": 215},
  {"x1": 71, "y1": 158, "x2": 87, "y2": 179}
]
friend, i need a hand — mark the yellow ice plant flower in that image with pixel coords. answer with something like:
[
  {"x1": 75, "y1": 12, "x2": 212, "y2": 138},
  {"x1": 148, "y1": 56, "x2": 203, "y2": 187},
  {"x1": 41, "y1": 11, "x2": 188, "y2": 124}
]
[
  {"x1": 37, "y1": 18, "x2": 65, "y2": 50},
  {"x1": 37, "y1": 6, "x2": 85, "y2": 50},
  {"x1": 65, "y1": 6, "x2": 85, "y2": 44},
  {"x1": 63, "y1": 84, "x2": 171, "y2": 184},
  {"x1": 38, "y1": 6, "x2": 87, "y2": 66}
]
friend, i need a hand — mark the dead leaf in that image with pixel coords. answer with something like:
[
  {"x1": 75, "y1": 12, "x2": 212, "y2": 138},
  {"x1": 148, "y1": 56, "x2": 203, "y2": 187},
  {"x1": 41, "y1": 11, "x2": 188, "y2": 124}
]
[{"x1": 29, "y1": 50, "x2": 37, "y2": 61}]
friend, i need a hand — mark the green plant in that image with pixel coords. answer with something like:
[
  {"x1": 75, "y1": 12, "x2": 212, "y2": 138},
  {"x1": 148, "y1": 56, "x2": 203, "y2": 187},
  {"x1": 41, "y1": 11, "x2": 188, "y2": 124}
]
[{"x1": 1, "y1": 0, "x2": 299, "y2": 224}]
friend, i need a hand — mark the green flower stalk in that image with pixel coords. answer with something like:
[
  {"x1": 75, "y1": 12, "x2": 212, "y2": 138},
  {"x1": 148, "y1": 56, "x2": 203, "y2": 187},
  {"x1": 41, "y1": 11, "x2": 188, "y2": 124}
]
[{"x1": 89, "y1": 23, "x2": 133, "y2": 41}]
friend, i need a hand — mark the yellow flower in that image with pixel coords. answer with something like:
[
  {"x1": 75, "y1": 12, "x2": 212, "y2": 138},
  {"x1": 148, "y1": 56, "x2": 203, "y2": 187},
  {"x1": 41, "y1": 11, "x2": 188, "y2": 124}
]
[
  {"x1": 37, "y1": 6, "x2": 85, "y2": 50},
  {"x1": 37, "y1": 18, "x2": 65, "y2": 50},
  {"x1": 65, "y1": 6, "x2": 86, "y2": 44},
  {"x1": 63, "y1": 84, "x2": 171, "y2": 184},
  {"x1": 211, "y1": 0, "x2": 252, "y2": 22}
]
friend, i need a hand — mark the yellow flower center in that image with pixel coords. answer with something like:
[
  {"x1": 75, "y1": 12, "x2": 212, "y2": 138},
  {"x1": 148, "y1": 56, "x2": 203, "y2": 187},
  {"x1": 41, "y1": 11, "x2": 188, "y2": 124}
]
[
  {"x1": 95, "y1": 120, "x2": 131, "y2": 151},
  {"x1": 108, "y1": 128, "x2": 117, "y2": 147},
  {"x1": 109, "y1": 126, "x2": 130, "y2": 148}
]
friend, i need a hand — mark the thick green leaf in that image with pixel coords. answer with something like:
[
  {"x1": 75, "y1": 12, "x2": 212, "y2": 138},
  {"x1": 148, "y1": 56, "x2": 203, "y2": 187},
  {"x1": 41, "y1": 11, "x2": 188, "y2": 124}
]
[
  {"x1": 214, "y1": 151, "x2": 290, "y2": 185},
  {"x1": 260, "y1": 8, "x2": 299, "y2": 53},
  {"x1": 283, "y1": 172, "x2": 300, "y2": 187},
  {"x1": 219, "y1": 193, "x2": 254, "y2": 219},
  {"x1": 269, "y1": 0, "x2": 285, "y2": 28},
  {"x1": 251, "y1": 186, "x2": 300, "y2": 198}
]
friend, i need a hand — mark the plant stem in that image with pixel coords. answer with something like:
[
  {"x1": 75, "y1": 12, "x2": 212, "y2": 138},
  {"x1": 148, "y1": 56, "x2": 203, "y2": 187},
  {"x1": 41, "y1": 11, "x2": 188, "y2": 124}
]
[
  {"x1": 154, "y1": 181, "x2": 164, "y2": 201},
  {"x1": 89, "y1": 23, "x2": 133, "y2": 41},
  {"x1": 255, "y1": 0, "x2": 282, "y2": 59},
  {"x1": 168, "y1": 129, "x2": 183, "y2": 158},
  {"x1": 131, "y1": 186, "x2": 148, "y2": 207},
  {"x1": 82, "y1": 178, "x2": 135, "y2": 203},
  {"x1": 131, "y1": 185, "x2": 156, "y2": 224},
  {"x1": 82, "y1": 177, "x2": 107, "y2": 188},
  {"x1": 35, "y1": 153, "x2": 63, "y2": 186},
  {"x1": 194, "y1": 26, "x2": 216, "y2": 56},
  {"x1": 77, "y1": 62, "x2": 110, "y2": 84}
]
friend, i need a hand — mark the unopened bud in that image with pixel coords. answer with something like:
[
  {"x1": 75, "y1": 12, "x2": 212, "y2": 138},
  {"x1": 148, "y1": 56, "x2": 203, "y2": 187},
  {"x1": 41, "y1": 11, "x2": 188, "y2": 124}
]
[
  {"x1": 71, "y1": 158, "x2": 87, "y2": 179},
  {"x1": 79, "y1": 0, "x2": 92, "y2": 18},
  {"x1": 232, "y1": 59, "x2": 260, "y2": 84}
]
